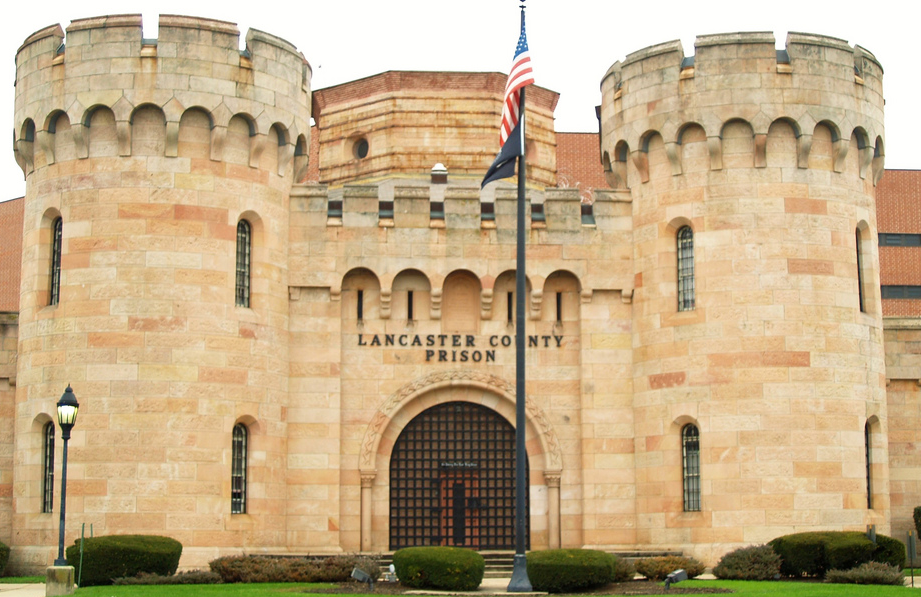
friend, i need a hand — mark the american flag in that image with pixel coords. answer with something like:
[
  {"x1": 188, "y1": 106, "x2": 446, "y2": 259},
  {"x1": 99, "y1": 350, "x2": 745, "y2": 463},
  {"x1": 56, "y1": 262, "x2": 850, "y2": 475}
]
[{"x1": 499, "y1": 10, "x2": 535, "y2": 147}]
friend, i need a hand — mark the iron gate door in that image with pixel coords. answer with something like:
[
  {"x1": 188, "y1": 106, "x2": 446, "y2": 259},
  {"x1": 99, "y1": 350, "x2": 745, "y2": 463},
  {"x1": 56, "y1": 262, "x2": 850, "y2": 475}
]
[{"x1": 389, "y1": 401, "x2": 529, "y2": 550}]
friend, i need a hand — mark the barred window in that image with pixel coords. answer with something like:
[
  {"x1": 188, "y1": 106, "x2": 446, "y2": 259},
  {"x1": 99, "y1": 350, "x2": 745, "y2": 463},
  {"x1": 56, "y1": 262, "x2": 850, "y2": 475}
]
[
  {"x1": 231, "y1": 424, "x2": 248, "y2": 514},
  {"x1": 856, "y1": 229, "x2": 866, "y2": 313},
  {"x1": 865, "y1": 421, "x2": 872, "y2": 509},
  {"x1": 235, "y1": 220, "x2": 251, "y2": 308},
  {"x1": 677, "y1": 226, "x2": 695, "y2": 311},
  {"x1": 42, "y1": 422, "x2": 55, "y2": 513},
  {"x1": 50, "y1": 217, "x2": 63, "y2": 306},
  {"x1": 682, "y1": 424, "x2": 701, "y2": 512}
]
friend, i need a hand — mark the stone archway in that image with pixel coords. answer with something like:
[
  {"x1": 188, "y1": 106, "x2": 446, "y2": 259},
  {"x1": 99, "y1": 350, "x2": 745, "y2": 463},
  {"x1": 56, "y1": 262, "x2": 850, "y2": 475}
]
[{"x1": 357, "y1": 370, "x2": 563, "y2": 551}]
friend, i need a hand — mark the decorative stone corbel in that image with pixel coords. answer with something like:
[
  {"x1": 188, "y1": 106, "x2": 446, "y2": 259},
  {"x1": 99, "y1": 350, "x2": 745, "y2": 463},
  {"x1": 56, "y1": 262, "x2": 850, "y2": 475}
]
[
  {"x1": 664, "y1": 142, "x2": 682, "y2": 176},
  {"x1": 249, "y1": 134, "x2": 266, "y2": 168},
  {"x1": 380, "y1": 288, "x2": 392, "y2": 319},
  {"x1": 430, "y1": 289, "x2": 442, "y2": 320},
  {"x1": 480, "y1": 289, "x2": 493, "y2": 320},
  {"x1": 211, "y1": 126, "x2": 227, "y2": 162},
  {"x1": 832, "y1": 138, "x2": 849, "y2": 173},
  {"x1": 117, "y1": 120, "x2": 132, "y2": 156},
  {"x1": 707, "y1": 136, "x2": 722, "y2": 171},
  {"x1": 621, "y1": 288, "x2": 634, "y2": 304},
  {"x1": 753, "y1": 133, "x2": 767, "y2": 168},
  {"x1": 530, "y1": 290, "x2": 543, "y2": 320},
  {"x1": 630, "y1": 150, "x2": 649, "y2": 183},
  {"x1": 581, "y1": 289, "x2": 593, "y2": 304},
  {"x1": 165, "y1": 121, "x2": 180, "y2": 157},
  {"x1": 796, "y1": 134, "x2": 812, "y2": 169}
]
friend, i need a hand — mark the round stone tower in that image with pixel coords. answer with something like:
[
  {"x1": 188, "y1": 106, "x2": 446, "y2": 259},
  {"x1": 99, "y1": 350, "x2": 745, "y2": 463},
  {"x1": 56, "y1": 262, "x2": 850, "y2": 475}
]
[
  {"x1": 600, "y1": 32, "x2": 886, "y2": 561},
  {"x1": 12, "y1": 15, "x2": 309, "y2": 569}
]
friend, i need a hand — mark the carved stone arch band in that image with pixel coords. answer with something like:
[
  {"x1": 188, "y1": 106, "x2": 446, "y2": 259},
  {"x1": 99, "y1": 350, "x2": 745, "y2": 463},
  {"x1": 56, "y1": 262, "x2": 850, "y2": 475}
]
[{"x1": 358, "y1": 369, "x2": 563, "y2": 473}]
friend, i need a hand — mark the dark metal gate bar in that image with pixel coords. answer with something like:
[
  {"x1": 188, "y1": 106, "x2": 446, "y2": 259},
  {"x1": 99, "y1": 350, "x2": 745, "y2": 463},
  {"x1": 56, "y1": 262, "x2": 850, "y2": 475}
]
[{"x1": 390, "y1": 401, "x2": 529, "y2": 550}]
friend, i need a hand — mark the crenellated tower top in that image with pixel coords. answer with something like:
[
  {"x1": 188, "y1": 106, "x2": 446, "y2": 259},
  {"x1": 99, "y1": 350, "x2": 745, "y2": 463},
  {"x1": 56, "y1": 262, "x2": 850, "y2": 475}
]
[
  {"x1": 13, "y1": 14, "x2": 311, "y2": 178},
  {"x1": 599, "y1": 31, "x2": 885, "y2": 187}
]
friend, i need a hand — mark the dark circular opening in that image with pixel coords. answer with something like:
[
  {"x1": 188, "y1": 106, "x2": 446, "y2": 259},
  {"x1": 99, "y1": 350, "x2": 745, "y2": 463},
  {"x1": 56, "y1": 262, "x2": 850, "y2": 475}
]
[{"x1": 355, "y1": 138, "x2": 369, "y2": 159}]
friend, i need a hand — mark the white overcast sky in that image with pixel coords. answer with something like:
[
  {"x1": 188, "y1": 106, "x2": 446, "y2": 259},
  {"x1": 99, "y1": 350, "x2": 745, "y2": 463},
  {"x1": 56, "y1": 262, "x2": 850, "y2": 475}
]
[{"x1": 0, "y1": 0, "x2": 916, "y2": 201}]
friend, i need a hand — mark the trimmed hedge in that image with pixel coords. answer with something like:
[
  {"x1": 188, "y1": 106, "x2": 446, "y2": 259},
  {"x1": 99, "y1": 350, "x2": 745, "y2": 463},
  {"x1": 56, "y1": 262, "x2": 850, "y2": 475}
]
[
  {"x1": 609, "y1": 554, "x2": 636, "y2": 583},
  {"x1": 914, "y1": 506, "x2": 921, "y2": 540},
  {"x1": 392, "y1": 547, "x2": 484, "y2": 591},
  {"x1": 826, "y1": 562, "x2": 905, "y2": 585},
  {"x1": 65, "y1": 535, "x2": 182, "y2": 587},
  {"x1": 527, "y1": 549, "x2": 613, "y2": 593},
  {"x1": 712, "y1": 545, "x2": 781, "y2": 580},
  {"x1": 634, "y1": 556, "x2": 705, "y2": 582},
  {"x1": 209, "y1": 554, "x2": 380, "y2": 584},
  {"x1": 0, "y1": 541, "x2": 9, "y2": 577},
  {"x1": 113, "y1": 570, "x2": 223, "y2": 585},
  {"x1": 769, "y1": 531, "x2": 905, "y2": 578}
]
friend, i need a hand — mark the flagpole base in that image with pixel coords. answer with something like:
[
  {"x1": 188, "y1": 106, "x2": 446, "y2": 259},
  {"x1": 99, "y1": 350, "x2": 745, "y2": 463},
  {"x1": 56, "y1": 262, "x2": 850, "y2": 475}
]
[{"x1": 507, "y1": 553, "x2": 532, "y2": 592}]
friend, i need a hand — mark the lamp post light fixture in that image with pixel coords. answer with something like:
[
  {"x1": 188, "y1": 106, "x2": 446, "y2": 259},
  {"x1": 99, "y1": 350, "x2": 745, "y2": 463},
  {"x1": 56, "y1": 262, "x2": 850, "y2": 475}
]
[{"x1": 54, "y1": 385, "x2": 79, "y2": 567}]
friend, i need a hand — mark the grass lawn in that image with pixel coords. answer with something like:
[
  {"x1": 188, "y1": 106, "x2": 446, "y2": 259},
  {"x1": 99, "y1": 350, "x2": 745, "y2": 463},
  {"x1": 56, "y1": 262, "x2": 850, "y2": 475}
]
[
  {"x1": 0, "y1": 576, "x2": 44, "y2": 583},
  {"x1": 687, "y1": 579, "x2": 915, "y2": 595},
  {"x1": 69, "y1": 580, "x2": 919, "y2": 596},
  {"x1": 75, "y1": 583, "x2": 335, "y2": 596}
]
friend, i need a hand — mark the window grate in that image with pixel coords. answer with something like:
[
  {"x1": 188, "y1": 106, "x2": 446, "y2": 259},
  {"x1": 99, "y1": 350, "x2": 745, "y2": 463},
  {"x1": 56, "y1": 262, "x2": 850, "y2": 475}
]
[
  {"x1": 42, "y1": 422, "x2": 55, "y2": 513},
  {"x1": 682, "y1": 424, "x2": 701, "y2": 512},
  {"x1": 677, "y1": 226, "x2": 695, "y2": 311},
  {"x1": 231, "y1": 424, "x2": 248, "y2": 514},
  {"x1": 390, "y1": 401, "x2": 528, "y2": 550},
  {"x1": 235, "y1": 221, "x2": 251, "y2": 308},
  {"x1": 50, "y1": 218, "x2": 62, "y2": 306}
]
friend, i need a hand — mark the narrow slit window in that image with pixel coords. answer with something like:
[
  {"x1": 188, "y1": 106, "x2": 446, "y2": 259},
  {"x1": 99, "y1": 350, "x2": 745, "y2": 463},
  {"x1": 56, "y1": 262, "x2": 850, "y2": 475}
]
[
  {"x1": 677, "y1": 226, "x2": 695, "y2": 311},
  {"x1": 865, "y1": 421, "x2": 872, "y2": 509},
  {"x1": 556, "y1": 292, "x2": 563, "y2": 323},
  {"x1": 231, "y1": 424, "x2": 248, "y2": 514},
  {"x1": 682, "y1": 424, "x2": 701, "y2": 512},
  {"x1": 49, "y1": 217, "x2": 63, "y2": 306},
  {"x1": 235, "y1": 220, "x2": 252, "y2": 308},
  {"x1": 42, "y1": 422, "x2": 55, "y2": 514},
  {"x1": 507, "y1": 292, "x2": 514, "y2": 324},
  {"x1": 856, "y1": 229, "x2": 866, "y2": 313},
  {"x1": 357, "y1": 289, "x2": 364, "y2": 321},
  {"x1": 407, "y1": 290, "x2": 414, "y2": 321}
]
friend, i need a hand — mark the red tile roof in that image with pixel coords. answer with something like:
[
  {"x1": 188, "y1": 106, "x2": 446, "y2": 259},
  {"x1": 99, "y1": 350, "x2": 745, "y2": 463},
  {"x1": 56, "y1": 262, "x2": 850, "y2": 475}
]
[{"x1": 0, "y1": 198, "x2": 23, "y2": 313}]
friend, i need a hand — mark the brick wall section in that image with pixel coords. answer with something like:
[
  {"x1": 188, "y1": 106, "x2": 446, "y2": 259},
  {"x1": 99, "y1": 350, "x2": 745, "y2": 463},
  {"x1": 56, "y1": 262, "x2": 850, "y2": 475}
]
[
  {"x1": 877, "y1": 170, "x2": 921, "y2": 317},
  {"x1": 0, "y1": 199, "x2": 23, "y2": 313},
  {"x1": 556, "y1": 132, "x2": 607, "y2": 202}
]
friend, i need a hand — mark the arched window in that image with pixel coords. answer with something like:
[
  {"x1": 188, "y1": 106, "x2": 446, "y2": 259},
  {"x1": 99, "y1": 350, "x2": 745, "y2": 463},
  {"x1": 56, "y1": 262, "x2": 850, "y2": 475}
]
[
  {"x1": 231, "y1": 424, "x2": 248, "y2": 514},
  {"x1": 681, "y1": 424, "x2": 701, "y2": 512},
  {"x1": 865, "y1": 421, "x2": 872, "y2": 509},
  {"x1": 235, "y1": 220, "x2": 251, "y2": 308},
  {"x1": 50, "y1": 217, "x2": 63, "y2": 306},
  {"x1": 856, "y1": 228, "x2": 866, "y2": 313},
  {"x1": 42, "y1": 422, "x2": 55, "y2": 513},
  {"x1": 677, "y1": 226, "x2": 695, "y2": 311}
]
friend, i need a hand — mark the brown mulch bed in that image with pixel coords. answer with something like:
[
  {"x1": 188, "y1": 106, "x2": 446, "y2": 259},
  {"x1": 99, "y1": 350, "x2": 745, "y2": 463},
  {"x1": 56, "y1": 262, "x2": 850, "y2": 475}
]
[{"x1": 303, "y1": 581, "x2": 732, "y2": 595}]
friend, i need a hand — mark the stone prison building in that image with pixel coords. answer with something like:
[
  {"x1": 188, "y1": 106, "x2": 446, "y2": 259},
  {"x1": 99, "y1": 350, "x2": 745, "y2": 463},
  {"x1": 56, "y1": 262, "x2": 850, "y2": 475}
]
[{"x1": 0, "y1": 14, "x2": 920, "y2": 572}]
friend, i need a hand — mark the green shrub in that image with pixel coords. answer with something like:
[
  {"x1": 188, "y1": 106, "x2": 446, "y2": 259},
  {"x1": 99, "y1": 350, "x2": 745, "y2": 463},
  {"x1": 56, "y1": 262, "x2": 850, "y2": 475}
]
[
  {"x1": 208, "y1": 554, "x2": 376, "y2": 584},
  {"x1": 873, "y1": 534, "x2": 906, "y2": 568},
  {"x1": 769, "y1": 531, "x2": 905, "y2": 577},
  {"x1": 0, "y1": 541, "x2": 9, "y2": 577},
  {"x1": 634, "y1": 556, "x2": 705, "y2": 582},
  {"x1": 608, "y1": 553, "x2": 636, "y2": 583},
  {"x1": 113, "y1": 570, "x2": 223, "y2": 585},
  {"x1": 914, "y1": 507, "x2": 921, "y2": 539},
  {"x1": 825, "y1": 562, "x2": 905, "y2": 585},
  {"x1": 392, "y1": 547, "x2": 484, "y2": 591},
  {"x1": 65, "y1": 535, "x2": 182, "y2": 587},
  {"x1": 712, "y1": 545, "x2": 781, "y2": 580},
  {"x1": 526, "y1": 549, "x2": 613, "y2": 593}
]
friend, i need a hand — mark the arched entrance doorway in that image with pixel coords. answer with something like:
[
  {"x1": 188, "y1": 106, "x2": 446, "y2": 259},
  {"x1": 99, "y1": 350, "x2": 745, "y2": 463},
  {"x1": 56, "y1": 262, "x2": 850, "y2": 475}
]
[{"x1": 389, "y1": 401, "x2": 529, "y2": 550}]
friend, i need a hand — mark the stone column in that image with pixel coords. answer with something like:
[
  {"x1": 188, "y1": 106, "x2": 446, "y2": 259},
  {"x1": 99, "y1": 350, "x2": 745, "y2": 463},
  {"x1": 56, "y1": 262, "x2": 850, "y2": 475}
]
[
  {"x1": 545, "y1": 471, "x2": 561, "y2": 549},
  {"x1": 360, "y1": 472, "x2": 376, "y2": 552}
]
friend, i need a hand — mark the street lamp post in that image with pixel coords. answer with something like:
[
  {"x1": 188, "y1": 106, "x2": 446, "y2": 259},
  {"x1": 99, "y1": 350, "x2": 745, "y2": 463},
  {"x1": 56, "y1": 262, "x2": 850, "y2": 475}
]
[{"x1": 54, "y1": 385, "x2": 79, "y2": 567}]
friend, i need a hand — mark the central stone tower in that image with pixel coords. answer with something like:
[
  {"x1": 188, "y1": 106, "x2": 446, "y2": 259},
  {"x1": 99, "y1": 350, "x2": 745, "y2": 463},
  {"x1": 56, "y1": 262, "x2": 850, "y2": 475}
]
[{"x1": 599, "y1": 32, "x2": 886, "y2": 561}]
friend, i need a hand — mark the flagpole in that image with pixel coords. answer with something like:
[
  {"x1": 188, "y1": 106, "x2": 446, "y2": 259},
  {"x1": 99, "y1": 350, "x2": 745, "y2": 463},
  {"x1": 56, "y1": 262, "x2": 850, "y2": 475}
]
[{"x1": 508, "y1": 14, "x2": 532, "y2": 590}]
